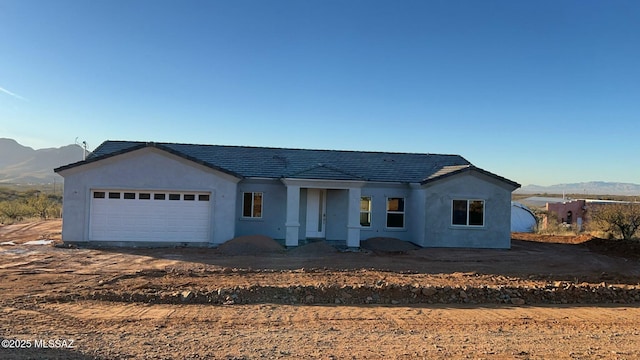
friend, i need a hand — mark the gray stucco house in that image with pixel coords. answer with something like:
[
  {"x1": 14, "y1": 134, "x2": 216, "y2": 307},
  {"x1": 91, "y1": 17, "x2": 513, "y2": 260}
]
[{"x1": 54, "y1": 141, "x2": 520, "y2": 249}]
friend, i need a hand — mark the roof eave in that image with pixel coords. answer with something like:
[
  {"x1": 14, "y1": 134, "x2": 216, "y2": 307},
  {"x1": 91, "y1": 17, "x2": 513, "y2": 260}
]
[
  {"x1": 152, "y1": 143, "x2": 243, "y2": 179},
  {"x1": 54, "y1": 143, "x2": 148, "y2": 174},
  {"x1": 54, "y1": 142, "x2": 243, "y2": 179},
  {"x1": 421, "y1": 165, "x2": 521, "y2": 190}
]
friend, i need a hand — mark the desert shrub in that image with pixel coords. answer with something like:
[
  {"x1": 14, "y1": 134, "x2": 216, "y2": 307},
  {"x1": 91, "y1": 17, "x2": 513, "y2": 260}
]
[
  {"x1": 588, "y1": 203, "x2": 640, "y2": 241},
  {"x1": 536, "y1": 210, "x2": 580, "y2": 235},
  {"x1": 27, "y1": 193, "x2": 60, "y2": 220},
  {"x1": 0, "y1": 192, "x2": 62, "y2": 223},
  {"x1": 0, "y1": 199, "x2": 30, "y2": 224}
]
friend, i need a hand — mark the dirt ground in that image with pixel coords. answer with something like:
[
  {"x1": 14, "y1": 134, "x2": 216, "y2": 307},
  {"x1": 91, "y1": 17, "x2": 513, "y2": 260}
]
[{"x1": 1, "y1": 220, "x2": 640, "y2": 359}]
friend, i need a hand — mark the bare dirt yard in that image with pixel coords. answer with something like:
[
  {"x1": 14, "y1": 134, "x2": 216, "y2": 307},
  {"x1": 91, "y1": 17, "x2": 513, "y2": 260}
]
[{"x1": 1, "y1": 220, "x2": 640, "y2": 359}]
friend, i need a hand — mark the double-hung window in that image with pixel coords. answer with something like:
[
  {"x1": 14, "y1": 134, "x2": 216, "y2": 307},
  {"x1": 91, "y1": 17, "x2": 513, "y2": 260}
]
[
  {"x1": 386, "y1": 197, "x2": 405, "y2": 228},
  {"x1": 360, "y1": 196, "x2": 372, "y2": 227},
  {"x1": 452, "y1": 199, "x2": 485, "y2": 226},
  {"x1": 242, "y1": 192, "x2": 263, "y2": 218}
]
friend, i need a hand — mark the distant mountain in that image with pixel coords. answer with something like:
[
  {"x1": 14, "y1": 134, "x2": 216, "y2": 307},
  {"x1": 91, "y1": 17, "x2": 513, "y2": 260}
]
[
  {"x1": 517, "y1": 182, "x2": 640, "y2": 196},
  {"x1": 0, "y1": 138, "x2": 85, "y2": 184}
]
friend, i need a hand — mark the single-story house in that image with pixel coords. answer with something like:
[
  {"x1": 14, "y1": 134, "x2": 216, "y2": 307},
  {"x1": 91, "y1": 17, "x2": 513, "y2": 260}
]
[{"x1": 54, "y1": 141, "x2": 520, "y2": 249}]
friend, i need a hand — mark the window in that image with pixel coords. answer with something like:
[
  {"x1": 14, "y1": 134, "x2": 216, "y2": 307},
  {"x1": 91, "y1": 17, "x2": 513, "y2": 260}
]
[
  {"x1": 169, "y1": 194, "x2": 181, "y2": 201},
  {"x1": 386, "y1": 197, "x2": 405, "y2": 228},
  {"x1": 452, "y1": 199, "x2": 485, "y2": 226},
  {"x1": 154, "y1": 193, "x2": 166, "y2": 200},
  {"x1": 360, "y1": 196, "x2": 372, "y2": 227},
  {"x1": 108, "y1": 192, "x2": 121, "y2": 199},
  {"x1": 184, "y1": 194, "x2": 195, "y2": 201},
  {"x1": 198, "y1": 194, "x2": 210, "y2": 201},
  {"x1": 242, "y1": 192, "x2": 263, "y2": 218},
  {"x1": 123, "y1": 192, "x2": 136, "y2": 200},
  {"x1": 139, "y1": 193, "x2": 151, "y2": 200},
  {"x1": 93, "y1": 192, "x2": 105, "y2": 199}
]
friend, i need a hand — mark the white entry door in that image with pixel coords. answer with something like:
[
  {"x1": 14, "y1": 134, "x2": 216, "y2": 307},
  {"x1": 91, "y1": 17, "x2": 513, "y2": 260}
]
[{"x1": 305, "y1": 189, "x2": 326, "y2": 238}]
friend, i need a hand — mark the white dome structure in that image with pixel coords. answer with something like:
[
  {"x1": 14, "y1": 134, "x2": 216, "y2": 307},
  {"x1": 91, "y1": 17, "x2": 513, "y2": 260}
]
[{"x1": 511, "y1": 201, "x2": 537, "y2": 233}]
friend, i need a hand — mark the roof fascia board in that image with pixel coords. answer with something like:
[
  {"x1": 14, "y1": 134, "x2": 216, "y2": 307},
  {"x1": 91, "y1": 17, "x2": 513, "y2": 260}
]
[
  {"x1": 421, "y1": 167, "x2": 520, "y2": 191},
  {"x1": 54, "y1": 143, "x2": 147, "y2": 175},
  {"x1": 150, "y1": 143, "x2": 243, "y2": 179},
  {"x1": 363, "y1": 181, "x2": 412, "y2": 189},
  {"x1": 55, "y1": 144, "x2": 242, "y2": 182},
  {"x1": 243, "y1": 177, "x2": 282, "y2": 182},
  {"x1": 144, "y1": 146, "x2": 241, "y2": 183}
]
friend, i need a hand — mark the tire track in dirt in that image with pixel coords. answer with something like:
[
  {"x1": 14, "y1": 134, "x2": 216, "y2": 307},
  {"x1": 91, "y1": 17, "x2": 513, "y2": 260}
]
[
  {"x1": 0, "y1": 220, "x2": 62, "y2": 243},
  {"x1": 3, "y1": 221, "x2": 640, "y2": 358},
  {"x1": 5, "y1": 301, "x2": 640, "y2": 359}
]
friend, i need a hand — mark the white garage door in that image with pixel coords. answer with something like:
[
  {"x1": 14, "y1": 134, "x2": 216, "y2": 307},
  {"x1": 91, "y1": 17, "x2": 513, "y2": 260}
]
[{"x1": 90, "y1": 190, "x2": 211, "y2": 243}]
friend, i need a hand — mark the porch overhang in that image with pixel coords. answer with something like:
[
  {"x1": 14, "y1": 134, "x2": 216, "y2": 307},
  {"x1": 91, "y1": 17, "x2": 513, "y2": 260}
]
[
  {"x1": 281, "y1": 178, "x2": 367, "y2": 189},
  {"x1": 281, "y1": 178, "x2": 366, "y2": 248}
]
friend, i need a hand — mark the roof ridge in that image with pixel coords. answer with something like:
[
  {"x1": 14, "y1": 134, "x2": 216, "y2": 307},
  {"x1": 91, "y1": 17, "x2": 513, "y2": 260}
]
[
  {"x1": 55, "y1": 140, "x2": 517, "y2": 186},
  {"x1": 105, "y1": 140, "x2": 465, "y2": 157}
]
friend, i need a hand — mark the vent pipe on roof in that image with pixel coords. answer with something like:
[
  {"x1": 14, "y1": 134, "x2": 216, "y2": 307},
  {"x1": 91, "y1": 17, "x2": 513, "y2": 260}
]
[{"x1": 75, "y1": 137, "x2": 88, "y2": 161}]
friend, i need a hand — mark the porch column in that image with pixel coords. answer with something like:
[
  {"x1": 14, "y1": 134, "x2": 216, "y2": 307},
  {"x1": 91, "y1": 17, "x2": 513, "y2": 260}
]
[
  {"x1": 346, "y1": 187, "x2": 362, "y2": 248},
  {"x1": 285, "y1": 185, "x2": 301, "y2": 247}
]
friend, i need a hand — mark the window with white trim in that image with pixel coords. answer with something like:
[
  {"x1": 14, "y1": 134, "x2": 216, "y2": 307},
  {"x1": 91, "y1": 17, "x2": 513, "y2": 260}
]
[
  {"x1": 242, "y1": 192, "x2": 263, "y2": 218},
  {"x1": 452, "y1": 199, "x2": 485, "y2": 226},
  {"x1": 360, "y1": 196, "x2": 372, "y2": 227},
  {"x1": 386, "y1": 197, "x2": 405, "y2": 228}
]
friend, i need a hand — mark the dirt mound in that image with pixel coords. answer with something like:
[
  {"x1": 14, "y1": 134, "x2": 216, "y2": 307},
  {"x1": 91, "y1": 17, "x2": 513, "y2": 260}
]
[
  {"x1": 583, "y1": 237, "x2": 640, "y2": 260},
  {"x1": 361, "y1": 237, "x2": 419, "y2": 253},
  {"x1": 512, "y1": 232, "x2": 595, "y2": 244},
  {"x1": 55, "y1": 281, "x2": 640, "y2": 306},
  {"x1": 215, "y1": 235, "x2": 285, "y2": 255},
  {"x1": 288, "y1": 240, "x2": 338, "y2": 256},
  {"x1": 512, "y1": 232, "x2": 640, "y2": 260}
]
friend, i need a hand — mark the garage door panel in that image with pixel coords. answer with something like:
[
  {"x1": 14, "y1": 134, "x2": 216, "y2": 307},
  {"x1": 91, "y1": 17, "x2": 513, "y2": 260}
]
[{"x1": 90, "y1": 190, "x2": 211, "y2": 243}]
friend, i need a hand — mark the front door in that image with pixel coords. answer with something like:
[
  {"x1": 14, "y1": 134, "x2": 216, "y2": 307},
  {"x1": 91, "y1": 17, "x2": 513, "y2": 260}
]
[{"x1": 305, "y1": 189, "x2": 326, "y2": 238}]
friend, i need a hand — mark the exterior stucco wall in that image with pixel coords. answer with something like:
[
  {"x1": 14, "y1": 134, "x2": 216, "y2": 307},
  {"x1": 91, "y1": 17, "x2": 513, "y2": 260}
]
[
  {"x1": 545, "y1": 200, "x2": 586, "y2": 226},
  {"x1": 58, "y1": 148, "x2": 238, "y2": 245},
  {"x1": 360, "y1": 184, "x2": 413, "y2": 242},
  {"x1": 421, "y1": 172, "x2": 512, "y2": 249},
  {"x1": 235, "y1": 179, "x2": 287, "y2": 240}
]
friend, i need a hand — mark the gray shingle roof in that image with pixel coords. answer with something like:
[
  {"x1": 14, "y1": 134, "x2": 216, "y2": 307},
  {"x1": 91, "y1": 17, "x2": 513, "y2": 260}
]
[
  {"x1": 421, "y1": 164, "x2": 520, "y2": 188},
  {"x1": 56, "y1": 140, "x2": 518, "y2": 187}
]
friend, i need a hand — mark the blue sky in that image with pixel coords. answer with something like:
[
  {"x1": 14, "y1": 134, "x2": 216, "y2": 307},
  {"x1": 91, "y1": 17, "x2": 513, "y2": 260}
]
[{"x1": 1, "y1": 0, "x2": 638, "y2": 186}]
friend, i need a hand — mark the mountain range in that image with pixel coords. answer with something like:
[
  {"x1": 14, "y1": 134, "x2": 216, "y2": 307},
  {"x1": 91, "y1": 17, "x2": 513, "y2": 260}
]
[
  {"x1": 517, "y1": 182, "x2": 640, "y2": 196},
  {"x1": 0, "y1": 138, "x2": 85, "y2": 184},
  {"x1": 1, "y1": 138, "x2": 639, "y2": 194}
]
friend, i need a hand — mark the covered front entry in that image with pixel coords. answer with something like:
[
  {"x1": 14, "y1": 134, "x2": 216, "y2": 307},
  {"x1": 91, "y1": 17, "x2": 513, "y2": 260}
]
[{"x1": 282, "y1": 179, "x2": 364, "y2": 248}]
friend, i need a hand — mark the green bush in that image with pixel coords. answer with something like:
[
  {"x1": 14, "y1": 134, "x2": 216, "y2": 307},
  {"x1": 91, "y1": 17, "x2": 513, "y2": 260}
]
[
  {"x1": 0, "y1": 199, "x2": 30, "y2": 223},
  {"x1": 589, "y1": 203, "x2": 640, "y2": 241},
  {"x1": 0, "y1": 191, "x2": 62, "y2": 224}
]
